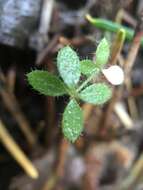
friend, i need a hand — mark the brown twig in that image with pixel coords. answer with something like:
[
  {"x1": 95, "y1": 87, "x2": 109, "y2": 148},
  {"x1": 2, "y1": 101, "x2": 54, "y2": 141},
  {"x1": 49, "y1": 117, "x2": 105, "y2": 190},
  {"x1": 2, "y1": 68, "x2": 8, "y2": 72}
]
[
  {"x1": 42, "y1": 139, "x2": 69, "y2": 190},
  {"x1": 83, "y1": 144, "x2": 106, "y2": 190},
  {"x1": 59, "y1": 36, "x2": 89, "y2": 46},
  {"x1": 0, "y1": 120, "x2": 38, "y2": 179},
  {"x1": 0, "y1": 71, "x2": 37, "y2": 147},
  {"x1": 119, "y1": 11, "x2": 143, "y2": 190},
  {"x1": 36, "y1": 0, "x2": 54, "y2": 51},
  {"x1": 125, "y1": 78, "x2": 139, "y2": 119},
  {"x1": 119, "y1": 152, "x2": 143, "y2": 190},
  {"x1": 36, "y1": 34, "x2": 60, "y2": 65},
  {"x1": 129, "y1": 85, "x2": 143, "y2": 97},
  {"x1": 44, "y1": 57, "x2": 56, "y2": 146},
  {"x1": 115, "y1": 9, "x2": 137, "y2": 27},
  {"x1": 114, "y1": 102, "x2": 133, "y2": 129},
  {"x1": 123, "y1": 14, "x2": 143, "y2": 119},
  {"x1": 6, "y1": 66, "x2": 16, "y2": 93},
  {"x1": 99, "y1": 86, "x2": 123, "y2": 136},
  {"x1": 82, "y1": 103, "x2": 94, "y2": 123}
]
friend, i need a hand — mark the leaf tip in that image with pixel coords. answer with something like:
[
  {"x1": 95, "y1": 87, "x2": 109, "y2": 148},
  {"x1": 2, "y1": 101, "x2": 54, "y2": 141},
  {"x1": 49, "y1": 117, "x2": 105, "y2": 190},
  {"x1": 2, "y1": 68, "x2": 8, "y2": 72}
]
[{"x1": 95, "y1": 37, "x2": 110, "y2": 67}]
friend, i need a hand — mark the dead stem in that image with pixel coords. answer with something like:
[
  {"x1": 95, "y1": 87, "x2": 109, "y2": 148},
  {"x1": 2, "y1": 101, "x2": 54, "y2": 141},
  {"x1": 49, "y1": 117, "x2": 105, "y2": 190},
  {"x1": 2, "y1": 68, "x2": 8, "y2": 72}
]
[
  {"x1": 36, "y1": 34, "x2": 60, "y2": 65},
  {"x1": 1, "y1": 89, "x2": 37, "y2": 147},
  {"x1": 129, "y1": 85, "x2": 143, "y2": 97},
  {"x1": 114, "y1": 102, "x2": 133, "y2": 129},
  {"x1": 6, "y1": 66, "x2": 16, "y2": 93},
  {"x1": 99, "y1": 87, "x2": 123, "y2": 135},
  {"x1": 45, "y1": 96, "x2": 56, "y2": 145},
  {"x1": 119, "y1": 152, "x2": 143, "y2": 189},
  {"x1": 115, "y1": 9, "x2": 137, "y2": 27},
  {"x1": 125, "y1": 78, "x2": 139, "y2": 119},
  {"x1": 124, "y1": 32, "x2": 143, "y2": 119},
  {"x1": 83, "y1": 144, "x2": 105, "y2": 190},
  {"x1": 0, "y1": 120, "x2": 38, "y2": 179},
  {"x1": 83, "y1": 103, "x2": 94, "y2": 123},
  {"x1": 59, "y1": 36, "x2": 89, "y2": 46},
  {"x1": 118, "y1": 13, "x2": 143, "y2": 190},
  {"x1": 42, "y1": 139, "x2": 69, "y2": 190},
  {"x1": 124, "y1": 31, "x2": 143, "y2": 119},
  {"x1": 44, "y1": 58, "x2": 56, "y2": 146},
  {"x1": 0, "y1": 71, "x2": 37, "y2": 147},
  {"x1": 36, "y1": 0, "x2": 54, "y2": 51}
]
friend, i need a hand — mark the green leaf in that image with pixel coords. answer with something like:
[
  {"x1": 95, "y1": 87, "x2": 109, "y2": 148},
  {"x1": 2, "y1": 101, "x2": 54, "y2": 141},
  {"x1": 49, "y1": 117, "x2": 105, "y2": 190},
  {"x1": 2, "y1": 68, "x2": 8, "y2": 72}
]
[
  {"x1": 27, "y1": 70, "x2": 67, "y2": 96},
  {"x1": 57, "y1": 46, "x2": 80, "y2": 87},
  {"x1": 62, "y1": 99, "x2": 83, "y2": 142},
  {"x1": 80, "y1": 59, "x2": 100, "y2": 77},
  {"x1": 80, "y1": 83, "x2": 112, "y2": 105},
  {"x1": 95, "y1": 38, "x2": 110, "y2": 68}
]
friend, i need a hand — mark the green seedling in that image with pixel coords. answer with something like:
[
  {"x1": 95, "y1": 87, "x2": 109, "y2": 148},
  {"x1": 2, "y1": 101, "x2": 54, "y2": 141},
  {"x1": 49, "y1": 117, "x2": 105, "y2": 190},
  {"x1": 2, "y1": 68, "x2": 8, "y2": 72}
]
[
  {"x1": 27, "y1": 38, "x2": 112, "y2": 143},
  {"x1": 86, "y1": 14, "x2": 143, "y2": 47}
]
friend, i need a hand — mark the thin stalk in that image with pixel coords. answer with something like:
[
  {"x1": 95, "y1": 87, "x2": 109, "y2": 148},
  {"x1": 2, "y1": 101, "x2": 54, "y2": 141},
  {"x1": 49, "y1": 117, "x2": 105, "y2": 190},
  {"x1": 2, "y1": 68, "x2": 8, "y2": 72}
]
[
  {"x1": 42, "y1": 139, "x2": 69, "y2": 190},
  {"x1": 119, "y1": 152, "x2": 143, "y2": 190},
  {"x1": 1, "y1": 90, "x2": 36, "y2": 147},
  {"x1": 76, "y1": 74, "x2": 95, "y2": 93},
  {"x1": 110, "y1": 29, "x2": 126, "y2": 65},
  {"x1": 119, "y1": 14, "x2": 143, "y2": 189},
  {"x1": 0, "y1": 120, "x2": 38, "y2": 179}
]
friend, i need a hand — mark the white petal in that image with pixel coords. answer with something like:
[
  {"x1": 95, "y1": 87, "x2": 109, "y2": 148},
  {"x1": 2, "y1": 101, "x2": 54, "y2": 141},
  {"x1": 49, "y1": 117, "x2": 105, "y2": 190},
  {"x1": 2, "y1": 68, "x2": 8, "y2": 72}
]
[{"x1": 102, "y1": 65, "x2": 124, "y2": 85}]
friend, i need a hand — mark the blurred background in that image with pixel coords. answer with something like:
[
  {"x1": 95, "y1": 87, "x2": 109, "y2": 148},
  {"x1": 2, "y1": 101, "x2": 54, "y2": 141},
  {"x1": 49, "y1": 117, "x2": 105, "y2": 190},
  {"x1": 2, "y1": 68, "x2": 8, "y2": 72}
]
[{"x1": 1, "y1": 0, "x2": 143, "y2": 189}]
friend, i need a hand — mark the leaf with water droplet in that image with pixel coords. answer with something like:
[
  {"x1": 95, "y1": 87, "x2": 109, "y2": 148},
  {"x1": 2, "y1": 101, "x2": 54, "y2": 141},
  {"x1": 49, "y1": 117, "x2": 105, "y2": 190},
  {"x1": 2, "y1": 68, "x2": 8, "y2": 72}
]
[
  {"x1": 80, "y1": 59, "x2": 100, "y2": 77},
  {"x1": 62, "y1": 99, "x2": 83, "y2": 142},
  {"x1": 79, "y1": 83, "x2": 112, "y2": 105},
  {"x1": 95, "y1": 38, "x2": 110, "y2": 68},
  {"x1": 57, "y1": 46, "x2": 81, "y2": 87},
  {"x1": 27, "y1": 70, "x2": 67, "y2": 96}
]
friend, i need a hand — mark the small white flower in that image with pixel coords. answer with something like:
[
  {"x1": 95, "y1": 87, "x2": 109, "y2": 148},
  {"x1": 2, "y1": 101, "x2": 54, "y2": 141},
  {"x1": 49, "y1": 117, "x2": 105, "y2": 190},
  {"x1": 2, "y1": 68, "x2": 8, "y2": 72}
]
[{"x1": 102, "y1": 65, "x2": 124, "y2": 85}]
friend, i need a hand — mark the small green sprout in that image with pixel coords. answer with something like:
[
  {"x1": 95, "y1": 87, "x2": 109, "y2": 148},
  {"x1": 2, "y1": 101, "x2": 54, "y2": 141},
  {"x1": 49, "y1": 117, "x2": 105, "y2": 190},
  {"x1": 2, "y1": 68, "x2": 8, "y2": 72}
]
[
  {"x1": 27, "y1": 38, "x2": 113, "y2": 143},
  {"x1": 86, "y1": 14, "x2": 143, "y2": 47}
]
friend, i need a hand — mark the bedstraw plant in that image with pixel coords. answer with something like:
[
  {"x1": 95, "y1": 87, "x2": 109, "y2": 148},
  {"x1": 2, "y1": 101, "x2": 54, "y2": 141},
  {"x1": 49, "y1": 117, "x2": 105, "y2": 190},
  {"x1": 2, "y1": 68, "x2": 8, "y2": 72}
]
[{"x1": 27, "y1": 38, "x2": 112, "y2": 142}]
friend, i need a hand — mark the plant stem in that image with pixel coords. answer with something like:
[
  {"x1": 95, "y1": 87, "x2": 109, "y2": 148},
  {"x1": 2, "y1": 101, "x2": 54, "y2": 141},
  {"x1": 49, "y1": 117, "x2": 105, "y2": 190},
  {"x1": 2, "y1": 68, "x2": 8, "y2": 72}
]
[
  {"x1": 76, "y1": 74, "x2": 95, "y2": 93},
  {"x1": 0, "y1": 120, "x2": 38, "y2": 179},
  {"x1": 42, "y1": 139, "x2": 69, "y2": 190},
  {"x1": 110, "y1": 28, "x2": 126, "y2": 65},
  {"x1": 119, "y1": 152, "x2": 143, "y2": 190},
  {"x1": 1, "y1": 90, "x2": 37, "y2": 146}
]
